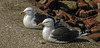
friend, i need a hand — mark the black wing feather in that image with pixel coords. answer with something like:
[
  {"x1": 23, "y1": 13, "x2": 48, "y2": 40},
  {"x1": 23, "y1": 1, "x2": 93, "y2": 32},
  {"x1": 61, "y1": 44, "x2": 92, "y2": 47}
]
[
  {"x1": 52, "y1": 26, "x2": 79, "y2": 41},
  {"x1": 34, "y1": 13, "x2": 47, "y2": 25}
]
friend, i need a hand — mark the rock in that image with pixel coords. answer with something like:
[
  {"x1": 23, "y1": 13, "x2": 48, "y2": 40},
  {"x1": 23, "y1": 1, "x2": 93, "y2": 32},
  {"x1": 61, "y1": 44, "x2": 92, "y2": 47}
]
[
  {"x1": 28, "y1": 0, "x2": 58, "y2": 13},
  {"x1": 38, "y1": 0, "x2": 47, "y2": 4},
  {"x1": 96, "y1": 3, "x2": 100, "y2": 22},
  {"x1": 59, "y1": 0, "x2": 78, "y2": 1},
  {"x1": 97, "y1": 41, "x2": 100, "y2": 44},
  {"x1": 84, "y1": 0, "x2": 94, "y2": 9},
  {"x1": 90, "y1": 23, "x2": 100, "y2": 32},
  {"x1": 78, "y1": 1, "x2": 88, "y2": 8},
  {"x1": 79, "y1": 10, "x2": 97, "y2": 18},
  {"x1": 83, "y1": 17, "x2": 98, "y2": 29},
  {"x1": 59, "y1": 1, "x2": 77, "y2": 10},
  {"x1": 92, "y1": 0, "x2": 100, "y2": 5},
  {"x1": 39, "y1": 40, "x2": 46, "y2": 44},
  {"x1": 53, "y1": 10, "x2": 72, "y2": 20},
  {"x1": 88, "y1": 33, "x2": 100, "y2": 41},
  {"x1": 97, "y1": 13, "x2": 100, "y2": 22}
]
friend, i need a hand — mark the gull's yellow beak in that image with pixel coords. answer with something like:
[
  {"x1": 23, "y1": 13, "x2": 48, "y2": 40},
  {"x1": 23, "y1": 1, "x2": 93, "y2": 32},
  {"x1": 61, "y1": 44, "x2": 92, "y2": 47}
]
[
  {"x1": 38, "y1": 23, "x2": 44, "y2": 26},
  {"x1": 20, "y1": 11, "x2": 25, "y2": 14}
]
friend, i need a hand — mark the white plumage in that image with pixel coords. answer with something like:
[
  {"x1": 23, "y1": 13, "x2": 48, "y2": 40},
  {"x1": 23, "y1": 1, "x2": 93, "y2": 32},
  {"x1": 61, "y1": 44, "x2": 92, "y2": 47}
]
[{"x1": 20, "y1": 7, "x2": 43, "y2": 28}]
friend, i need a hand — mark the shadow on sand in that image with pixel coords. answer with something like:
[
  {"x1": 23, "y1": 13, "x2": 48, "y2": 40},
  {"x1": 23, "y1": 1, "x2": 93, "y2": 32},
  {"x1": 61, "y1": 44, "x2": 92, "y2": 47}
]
[{"x1": 68, "y1": 38, "x2": 89, "y2": 43}]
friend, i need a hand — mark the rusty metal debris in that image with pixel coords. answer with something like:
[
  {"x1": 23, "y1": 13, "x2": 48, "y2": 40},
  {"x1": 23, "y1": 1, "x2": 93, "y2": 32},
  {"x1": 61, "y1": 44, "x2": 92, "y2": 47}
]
[
  {"x1": 28, "y1": 0, "x2": 100, "y2": 44},
  {"x1": 78, "y1": 1, "x2": 88, "y2": 8},
  {"x1": 28, "y1": 0, "x2": 58, "y2": 14},
  {"x1": 79, "y1": 10, "x2": 97, "y2": 18},
  {"x1": 90, "y1": 23, "x2": 100, "y2": 32},
  {"x1": 92, "y1": 0, "x2": 100, "y2": 5}
]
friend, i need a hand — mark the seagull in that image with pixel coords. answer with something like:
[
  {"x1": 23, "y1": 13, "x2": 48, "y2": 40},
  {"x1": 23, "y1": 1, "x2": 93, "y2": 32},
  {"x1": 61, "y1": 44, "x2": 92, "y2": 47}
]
[
  {"x1": 20, "y1": 7, "x2": 47, "y2": 28},
  {"x1": 38, "y1": 18, "x2": 89, "y2": 43}
]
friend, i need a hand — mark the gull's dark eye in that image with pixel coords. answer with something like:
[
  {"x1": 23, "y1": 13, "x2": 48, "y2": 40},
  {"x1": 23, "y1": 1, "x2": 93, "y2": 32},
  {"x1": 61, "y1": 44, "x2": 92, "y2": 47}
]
[
  {"x1": 28, "y1": 10, "x2": 31, "y2": 12},
  {"x1": 45, "y1": 22, "x2": 48, "y2": 23},
  {"x1": 45, "y1": 21, "x2": 49, "y2": 23},
  {"x1": 26, "y1": 10, "x2": 31, "y2": 12}
]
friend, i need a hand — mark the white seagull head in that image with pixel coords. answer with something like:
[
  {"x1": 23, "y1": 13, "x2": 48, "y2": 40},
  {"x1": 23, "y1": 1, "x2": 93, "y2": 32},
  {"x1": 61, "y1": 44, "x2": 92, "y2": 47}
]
[
  {"x1": 38, "y1": 18, "x2": 54, "y2": 27},
  {"x1": 20, "y1": 7, "x2": 34, "y2": 15}
]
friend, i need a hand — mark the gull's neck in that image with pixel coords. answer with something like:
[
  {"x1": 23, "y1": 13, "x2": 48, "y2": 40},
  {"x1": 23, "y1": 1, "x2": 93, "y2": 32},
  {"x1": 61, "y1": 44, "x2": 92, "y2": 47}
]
[
  {"x1": 23, "y1": 14, "x2": 36, "y2": 28},
  {"x1": 43, "y1": 26, "x2": 54, "y2": 40},
  {"x1": 24, "y1": 14, "x2": 35, "y2": 19},
  {"x1": 44, "y1": 26, "x2": 54, "y2": 31}
]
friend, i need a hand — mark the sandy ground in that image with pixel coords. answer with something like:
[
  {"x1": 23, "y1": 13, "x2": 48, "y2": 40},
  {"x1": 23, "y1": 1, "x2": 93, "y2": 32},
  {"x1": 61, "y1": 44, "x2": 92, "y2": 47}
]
[{"x1": 0, "y1": 0, "x2": 100, "y2": 48}]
